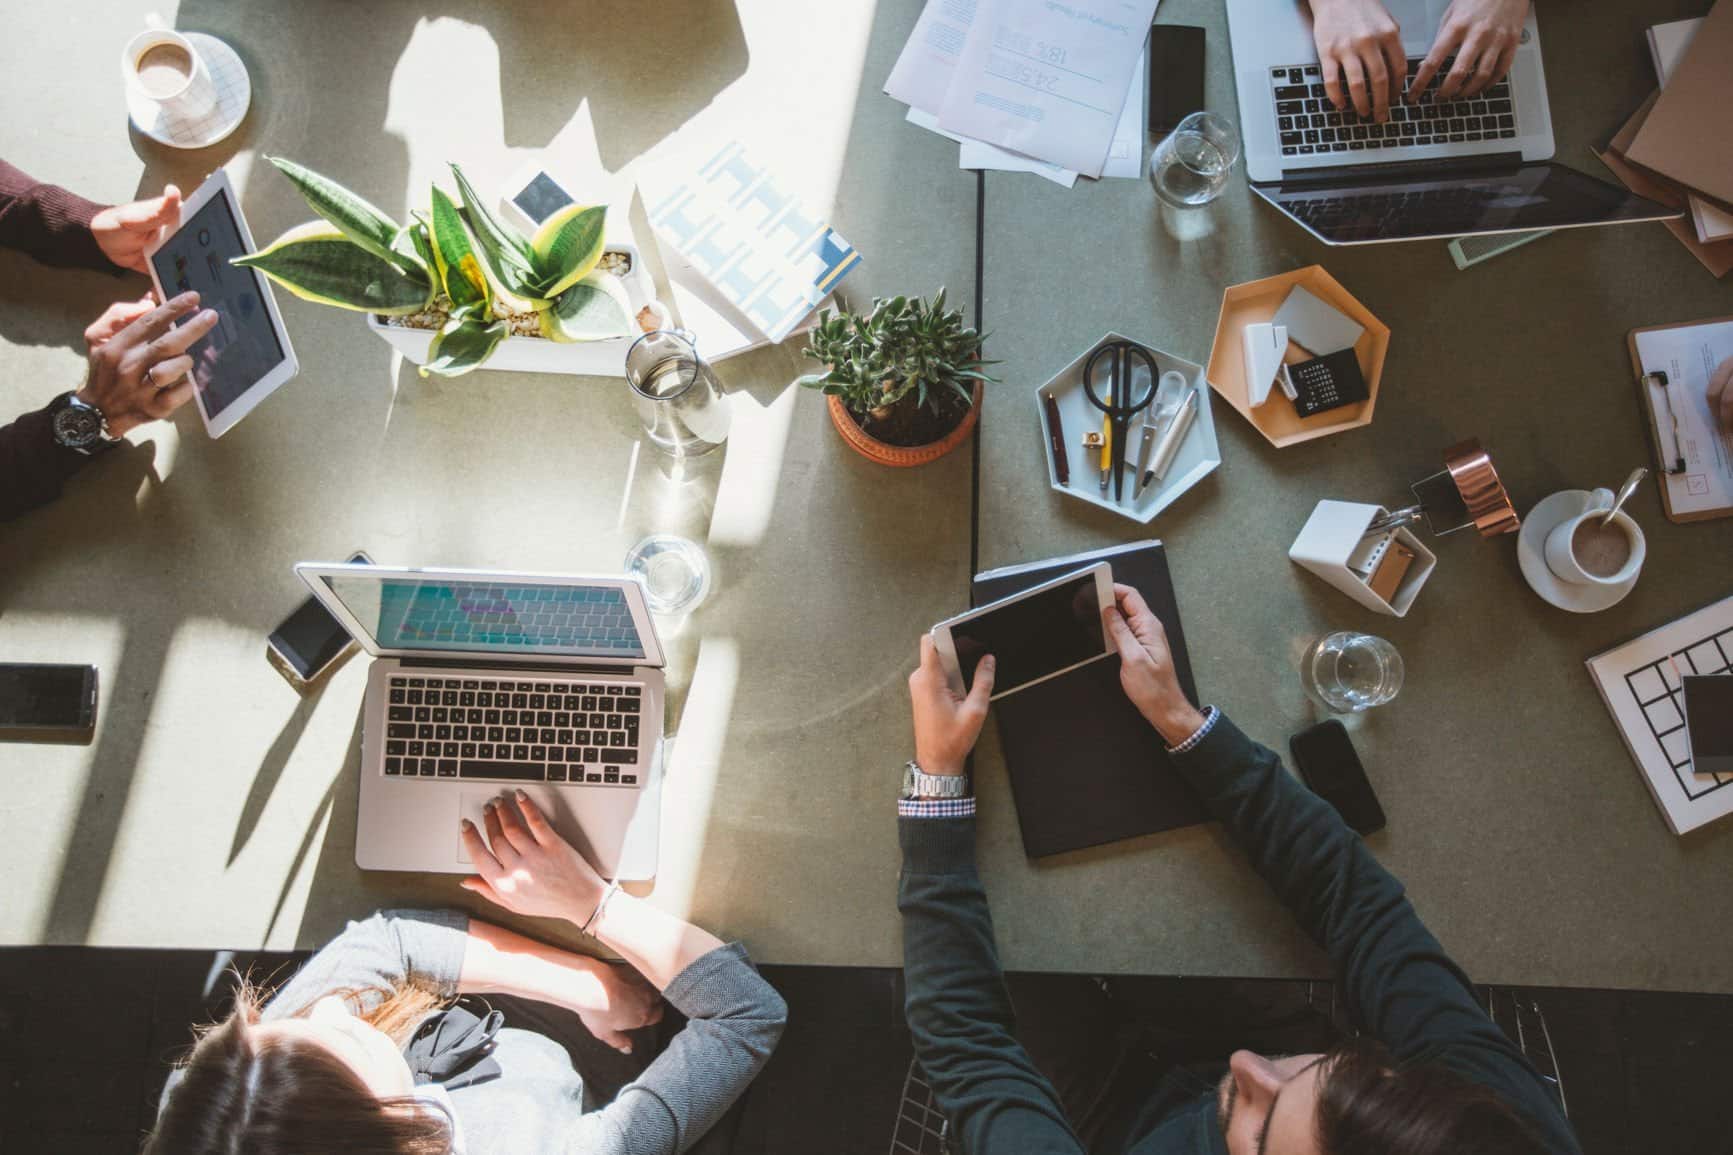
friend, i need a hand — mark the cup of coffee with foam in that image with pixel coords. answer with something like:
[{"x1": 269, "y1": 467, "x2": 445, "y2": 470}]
[
  {"x1": 121, "y1": 25, "x2": 216, "y2": 123},
  {"x1": 1543, "y1": 487, "x2": 1645, "y2": 588}
]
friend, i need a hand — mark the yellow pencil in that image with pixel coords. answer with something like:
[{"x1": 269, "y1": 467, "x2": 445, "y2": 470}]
[{"x1": 1098, "y1": 414, "x2": 1111, "y2": 491}]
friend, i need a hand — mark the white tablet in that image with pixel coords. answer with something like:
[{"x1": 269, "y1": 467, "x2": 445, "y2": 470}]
[
  {"x1": 930, "y1": 563, "x2": 1115, "y2": 701},
  {"x1": 145, "y1": 168, "x2": 297, "y2": 438}
]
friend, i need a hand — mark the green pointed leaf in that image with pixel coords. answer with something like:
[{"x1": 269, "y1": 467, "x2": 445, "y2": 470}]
[
  {"x1": 420, "y1": 316, "x2": 508, "y2": 377},
  {"x1": 398, "y1": 221, "x2": 435, "y2": 277},
  {"x1": 429, "y1": 186, "x2": 489, "y2": 312},
  {"x1": 234, "y1": 222, "x2": 433, "y2": 314},
  {"x1": 529, "y1": 204, "x2": 607, "y2": 297},
  {"x1": 266, "y1": 156, "x2": 420, "y2": 275},
  {"x1": 537, "y1": 275, "x2": 631, "y2": 343},
  {"x1": 449, "y1": 163, "x2": 536, "y2": 298}
]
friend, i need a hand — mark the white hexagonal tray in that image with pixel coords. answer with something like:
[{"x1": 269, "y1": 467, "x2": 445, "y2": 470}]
[{"x1": 1033, "y1": 331, "x2": 1220, "y2": 524}]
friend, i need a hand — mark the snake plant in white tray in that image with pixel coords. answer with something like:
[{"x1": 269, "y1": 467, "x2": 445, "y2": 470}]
[{"x1": 235, "y1": 157, "x2": 660, "y2": 377}]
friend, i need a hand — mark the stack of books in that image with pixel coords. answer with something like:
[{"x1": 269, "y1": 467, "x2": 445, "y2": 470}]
[{"x1": 1594, "y1": 5, "x2": 1733, "y2": 277}]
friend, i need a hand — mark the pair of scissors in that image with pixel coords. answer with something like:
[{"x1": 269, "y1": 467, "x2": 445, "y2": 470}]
[{"x1": 1081, "y1": 340, "x2": 1157, "y2": 502}]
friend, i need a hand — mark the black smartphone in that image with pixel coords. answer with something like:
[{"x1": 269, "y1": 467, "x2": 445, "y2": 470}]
[
  {"x1": 1683, "y1": 676, "x2": 1733, "y2": 777},
  {"x1": 1148, "y1": 25, "x2": 1206, "y2": 136},
  {"x1": 1290, "y1": 720, "x2": 1386, "y2": 836},
  {"x1": 0, "y1": 663, "x2": 99, "y2": 738},
  {"x1": 267, "y1": 550, "x2": 372, "y2": 689}
]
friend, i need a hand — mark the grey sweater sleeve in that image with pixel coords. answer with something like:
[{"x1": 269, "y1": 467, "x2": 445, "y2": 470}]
[
  {"x1": 262, "y1": 908, "x2": 468, "y2": 1021},
  {"x1": 565, "y1": 941, "x2": 788, "y2": 1155}
]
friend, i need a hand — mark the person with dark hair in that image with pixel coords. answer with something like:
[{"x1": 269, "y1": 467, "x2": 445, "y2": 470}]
[
  {"x1": 897, "y1": 584, "x2": 1579, "y2": 1154},
  {"x1": 0, "y1": 160, "x2": 214, "y2": 522},
  {"x1": 147, "y1": 792, "x2": 786, "y2": 1154}
]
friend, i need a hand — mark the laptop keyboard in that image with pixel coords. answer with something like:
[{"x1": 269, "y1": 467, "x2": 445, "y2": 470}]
[
  {"x1": 1268, "y1": 60, "x2": 1517, "y2": 159},
  {"x1": 382, "y1": 674, "x2": 645, "y2": 788}
]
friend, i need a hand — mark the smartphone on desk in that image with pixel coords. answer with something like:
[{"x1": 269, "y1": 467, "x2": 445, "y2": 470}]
[
  {"x1": 1148, "y1": 25, "x2": 1206, "y2": 136},
  {"x1": 267, "y1": 550, "x2": 372, "y2": 690},
  {"x1": 0, "y1": 663, "x2": 99, "y2": 741},
  {"x1": 1290, "y1": 719, "x2": 1386, "y2": 836}
]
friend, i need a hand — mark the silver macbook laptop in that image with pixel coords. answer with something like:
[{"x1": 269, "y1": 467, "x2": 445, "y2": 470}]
[
  {"x1": 1227, "y1": 0, "x2": 1677, "y2": 244},
  {"x1": 297, "y1": 562, "x2": 666, "y2": 880}
]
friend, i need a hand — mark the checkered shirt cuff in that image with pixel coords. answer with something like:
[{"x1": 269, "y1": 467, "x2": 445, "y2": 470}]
[
  {"x1": 897, "y1": 796, "x2": 978, "y2": 819},
  {"x1": 1166, "y1": 705, "x2": 1220, "y2": 755}
]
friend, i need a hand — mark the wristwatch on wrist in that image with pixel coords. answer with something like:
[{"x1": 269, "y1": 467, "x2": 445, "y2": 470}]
[
  {"x1": 48, "y1": 392, "x2": 112, "y2": 455},
  {"x1": 900, "y1": 760, "x2": 969, "y2": 801}
]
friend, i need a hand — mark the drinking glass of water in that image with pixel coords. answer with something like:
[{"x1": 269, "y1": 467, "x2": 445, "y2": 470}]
[
  {"x1": 624, "y1": 534, "x2": 712, "y2": 615},
  {"x1": 1301, "y1": 632, "x2": 1404, "y2": 712},
  {"x1": 625, "y1": 330, "x2": 730, "y2": 457},
  {"x1": 1150, "y1": 112, "x2": 1239, "y2": 209}
]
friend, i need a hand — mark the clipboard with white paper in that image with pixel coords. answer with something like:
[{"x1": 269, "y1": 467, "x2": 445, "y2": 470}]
[{"x1": 1627, "y1": 315, "x2": 1733, "y2": 523}]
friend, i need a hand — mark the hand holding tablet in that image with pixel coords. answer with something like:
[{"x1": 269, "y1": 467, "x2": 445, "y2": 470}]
[
  {"x1": 143, "y1": 168, "x2": 298, "y2": 437},
  {"x1": 930, "y1": 563, "x2": 1116, "y2": 700}
]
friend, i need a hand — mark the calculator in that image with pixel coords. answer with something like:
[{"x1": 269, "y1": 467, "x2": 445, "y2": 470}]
[{"x1": 1289, "y1": 348, "x2": 1369, "y2": 418}]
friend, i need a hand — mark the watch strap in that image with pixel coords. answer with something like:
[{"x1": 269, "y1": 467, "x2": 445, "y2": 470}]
[{"x1": 901, "y1": 760, "x2": 969, "y2": 800}]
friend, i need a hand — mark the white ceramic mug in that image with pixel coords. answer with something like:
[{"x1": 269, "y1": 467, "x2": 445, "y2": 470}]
[
  {"x1": 1544, "y1": 487, "x2": 1646, "y2": 587},
  {"x1": 121, "y1": 25, "x2": 216, "y2": 121}
]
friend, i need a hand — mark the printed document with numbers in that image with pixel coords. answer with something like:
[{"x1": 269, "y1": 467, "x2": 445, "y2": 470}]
[{"x1": 936, "y1": 0, "x2": 1158, "y2": 178}]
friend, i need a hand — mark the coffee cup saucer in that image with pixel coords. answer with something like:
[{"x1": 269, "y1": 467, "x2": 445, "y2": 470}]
[
  {"x1": 126, "y1": 32, "x2": 250, "y2": 150},
  {"x1": 1517, "y1": 489, "x2": 1638, "y2": 613}
]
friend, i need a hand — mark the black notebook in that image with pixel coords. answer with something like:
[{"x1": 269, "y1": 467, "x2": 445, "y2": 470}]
[{"x1": 972, "y1": 540, "x2": 1206, "y2": 859}]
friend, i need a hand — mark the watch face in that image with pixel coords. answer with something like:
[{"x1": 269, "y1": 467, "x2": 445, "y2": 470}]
[{"x1": 52, "y1": 403, "x2": 103, "y2": 447}]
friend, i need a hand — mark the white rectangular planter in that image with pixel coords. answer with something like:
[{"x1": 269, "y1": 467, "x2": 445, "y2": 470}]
[
  {"x1": 366, "y1": 243, "x2": 656, "y2": 378},
  {"x1": 1289, "y1": 499, "x2": 1437, "y2": 617}
]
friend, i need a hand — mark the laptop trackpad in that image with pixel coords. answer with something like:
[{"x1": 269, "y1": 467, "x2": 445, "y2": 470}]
[{"x1": 457, "y1": 788, "x2": 602, "y2": 868}]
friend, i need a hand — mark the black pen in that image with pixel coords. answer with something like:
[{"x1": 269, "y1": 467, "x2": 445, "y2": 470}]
[{"x1": 1042, "y1": 390, "x2": 1069, "y2": 486}]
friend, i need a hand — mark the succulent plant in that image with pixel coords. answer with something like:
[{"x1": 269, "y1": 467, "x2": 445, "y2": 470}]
[
  {"x1": 796, "y1": 289, "x2": 995, "y2": 417},
  {"x1": 234, "y1": 157, "x2": 632, "y2": 377}
]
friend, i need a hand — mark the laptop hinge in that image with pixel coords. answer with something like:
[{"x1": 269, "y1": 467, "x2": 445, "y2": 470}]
[
  {"x1": 393, "y1": 656, "x2": 633, "y2": 675},
  {"x1": 1262, "y1": 151, "x2": 1526, "y2": 187}
]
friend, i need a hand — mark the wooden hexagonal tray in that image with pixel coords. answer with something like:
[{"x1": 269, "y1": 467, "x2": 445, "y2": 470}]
[{"x1": 1205, "y1": 265, "x2": 1389, "y2": 448}]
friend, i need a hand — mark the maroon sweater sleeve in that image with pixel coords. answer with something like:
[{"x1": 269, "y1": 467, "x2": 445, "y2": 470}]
[
  {"x1": 0, "y1": 159, "x2": 115, "y2": 272},
  {"x1": 1, "y1": 402, "x2": 91, "y2": 521}
]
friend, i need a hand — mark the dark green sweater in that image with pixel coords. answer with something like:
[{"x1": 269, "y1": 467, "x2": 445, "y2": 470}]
[{"x1": 898, "y1": 713, "x2": 1581, "y2": 1154}]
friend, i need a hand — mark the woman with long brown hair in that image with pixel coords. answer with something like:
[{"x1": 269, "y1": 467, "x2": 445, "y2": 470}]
[{"x1": 146, "y1": 791, "x2": 786, "y2": 1154}]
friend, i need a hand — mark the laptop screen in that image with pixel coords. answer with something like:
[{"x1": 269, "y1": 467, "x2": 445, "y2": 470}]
[
  {"x1": 316, "y1": 574, "x2": 649, "y2": 661},
  {"x1": 1258, "y1": 162, "x2": 1677, "y2": 243}
]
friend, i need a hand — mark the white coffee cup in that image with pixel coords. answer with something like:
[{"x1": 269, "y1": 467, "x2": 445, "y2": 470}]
[
  {"x1": 121, "y1": 26, "x2": 216, "y2": 122},
  {"x1": 1544, "y1": 487, "x2": 1645, "y2": 587}
]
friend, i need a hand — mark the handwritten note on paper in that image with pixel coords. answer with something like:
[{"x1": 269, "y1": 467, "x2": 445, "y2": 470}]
[
  {"x1": 937, "y1": 0, "x2": 1158, "y2": 178},
  {"x1": 1634, "y1": 320, "x2": 1733, "y2": 517}
]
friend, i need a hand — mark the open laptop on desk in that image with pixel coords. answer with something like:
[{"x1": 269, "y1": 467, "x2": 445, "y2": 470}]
[
  {"x1": 296, "y1": 562, "x2": 666, "y2": 880},
  {"x1": 1227, "y1": 0, "x2": 1678, "y2": 244}
]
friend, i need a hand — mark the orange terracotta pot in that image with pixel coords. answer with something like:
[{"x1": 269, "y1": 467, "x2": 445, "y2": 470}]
[{"x1": 826, "y1": 382, "x2": 984, "y2": 468}]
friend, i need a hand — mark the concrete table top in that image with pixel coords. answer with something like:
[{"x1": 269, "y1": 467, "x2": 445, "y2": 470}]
[
  {"x1": 0, "y1": 0, "x2": 975, "y2": 963},
  {"x1": 4, "y1": 0, "x2": 1731, "y2": 994},
  {"x1": 973, "y1": 0, "x2": 1733, "y2": 991}
]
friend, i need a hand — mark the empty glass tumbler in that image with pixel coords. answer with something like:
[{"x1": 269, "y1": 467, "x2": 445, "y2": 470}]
[
  {"x1": 1301, "y1": 632, "x2": 1404, "y2": 712},
  {"x1": 1149, "y1": 111, "x2": 1239, "y2": 208},
  {"x1": 626, "y1": 330, "x2": 730, "y2": 456}
]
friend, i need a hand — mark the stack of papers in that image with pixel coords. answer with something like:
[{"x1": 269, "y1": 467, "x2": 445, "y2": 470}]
[{"x1": 886, "y1": 0, "x2": 1159, "y2": 186}]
